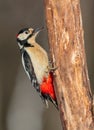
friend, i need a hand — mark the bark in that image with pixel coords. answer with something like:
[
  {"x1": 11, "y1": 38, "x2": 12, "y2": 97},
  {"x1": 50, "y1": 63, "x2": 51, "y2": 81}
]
[{"x1": 44, "y1": 0, "x2": 94, "y2": 130}]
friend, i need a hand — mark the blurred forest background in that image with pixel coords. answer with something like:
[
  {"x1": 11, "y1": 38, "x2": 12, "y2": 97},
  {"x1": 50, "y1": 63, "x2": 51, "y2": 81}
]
[{"x1": 0, "y1": 0, "x2": 94, "y2": 130}]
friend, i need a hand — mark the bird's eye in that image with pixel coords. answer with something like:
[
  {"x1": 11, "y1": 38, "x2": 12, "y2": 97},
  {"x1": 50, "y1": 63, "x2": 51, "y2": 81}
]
[{"x1": 25, "y1": 31, "x2": 29, "y2": 34}]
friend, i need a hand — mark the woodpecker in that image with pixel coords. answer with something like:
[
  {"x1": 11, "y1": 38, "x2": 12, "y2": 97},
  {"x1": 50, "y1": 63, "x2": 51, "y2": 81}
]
[{"x1": 16, "y1": 27, "x2": 58, "y2": 109}]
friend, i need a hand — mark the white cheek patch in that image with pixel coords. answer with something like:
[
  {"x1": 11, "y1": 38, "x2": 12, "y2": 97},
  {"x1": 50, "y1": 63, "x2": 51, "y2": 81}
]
[{"x1": 18, "y1": 33, "x2": 29, "y2": 41}]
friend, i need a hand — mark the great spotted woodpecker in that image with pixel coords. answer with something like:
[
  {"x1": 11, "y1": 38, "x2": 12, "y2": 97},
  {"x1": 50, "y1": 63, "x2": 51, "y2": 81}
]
[{"x1": 16, "y1": 27, "x2": 58, "y2": 109}]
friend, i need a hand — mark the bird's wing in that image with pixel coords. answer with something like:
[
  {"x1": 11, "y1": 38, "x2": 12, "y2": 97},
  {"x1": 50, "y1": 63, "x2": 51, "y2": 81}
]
[{"x1": 22, "y1": 50, "x2": 40, "y2": 92}]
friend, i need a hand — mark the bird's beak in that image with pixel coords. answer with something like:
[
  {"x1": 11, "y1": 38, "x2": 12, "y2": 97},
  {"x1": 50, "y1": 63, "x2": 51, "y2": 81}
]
[
  {"x1": 28, "y1": 27, "x2": 44, "y2": 39},
  {"x1": 33, "y1": 27, "x2": 44, "y2": 37},
  {"x1": 34, "y1": 27, "x2": 44, "y2": 33}
]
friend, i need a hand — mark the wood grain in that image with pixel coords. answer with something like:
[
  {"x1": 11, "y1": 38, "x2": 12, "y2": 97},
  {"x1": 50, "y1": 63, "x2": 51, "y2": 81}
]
[{"x1": 44, "y1": 0, "x2": 94, "y2": 129}]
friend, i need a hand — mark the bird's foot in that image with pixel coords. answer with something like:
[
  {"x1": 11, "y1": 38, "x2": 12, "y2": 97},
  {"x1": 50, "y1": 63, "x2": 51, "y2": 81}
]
[{"x1": 46, "y1": 60, "x2": 57, "y2": 74}]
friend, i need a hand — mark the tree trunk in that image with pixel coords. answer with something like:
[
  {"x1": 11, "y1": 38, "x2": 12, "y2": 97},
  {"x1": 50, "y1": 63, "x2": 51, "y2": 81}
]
[{"x1": 44, "y1": 0, "x2": 94, "y2": 130}]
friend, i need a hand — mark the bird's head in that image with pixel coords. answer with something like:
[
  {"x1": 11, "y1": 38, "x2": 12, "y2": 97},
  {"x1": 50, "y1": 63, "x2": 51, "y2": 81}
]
[{"x1": 16, "y1": 27, "x2": 44, "y2": 49}]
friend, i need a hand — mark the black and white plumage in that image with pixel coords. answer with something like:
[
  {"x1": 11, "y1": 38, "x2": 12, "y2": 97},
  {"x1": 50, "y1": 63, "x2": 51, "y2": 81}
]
[
  {"x1": 21, "y1": 49, "x2": 40, "y2": 92},
  {"x1": 16, "y1": 27, "x2": 58, "y2": 109}
]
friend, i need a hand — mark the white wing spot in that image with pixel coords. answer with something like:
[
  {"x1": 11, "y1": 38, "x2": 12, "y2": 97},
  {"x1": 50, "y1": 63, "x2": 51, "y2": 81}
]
[{"x1": 22, "y1": 53, "x2": 31, "y2": 79}]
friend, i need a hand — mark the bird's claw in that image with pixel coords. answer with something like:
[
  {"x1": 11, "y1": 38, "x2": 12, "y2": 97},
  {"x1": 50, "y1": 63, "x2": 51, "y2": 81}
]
[{"x1": 45, "y1": 60, "x2": 58, "y2": 74}]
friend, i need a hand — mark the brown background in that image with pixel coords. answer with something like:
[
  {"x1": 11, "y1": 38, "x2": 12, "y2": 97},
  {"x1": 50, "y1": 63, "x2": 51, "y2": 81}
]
[{"x1": 0, "y1": 0, "x2": 94, "y2": 130}]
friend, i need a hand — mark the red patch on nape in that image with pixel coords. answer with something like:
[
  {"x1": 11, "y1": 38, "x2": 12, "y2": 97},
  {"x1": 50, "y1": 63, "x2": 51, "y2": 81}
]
[
  {"x1": 40, "y1": 73, "x2": 56, "y2": 100},
  {"x1": 16, "y1": 34, "x2": 18, "y2": 38}
]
